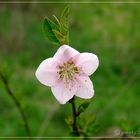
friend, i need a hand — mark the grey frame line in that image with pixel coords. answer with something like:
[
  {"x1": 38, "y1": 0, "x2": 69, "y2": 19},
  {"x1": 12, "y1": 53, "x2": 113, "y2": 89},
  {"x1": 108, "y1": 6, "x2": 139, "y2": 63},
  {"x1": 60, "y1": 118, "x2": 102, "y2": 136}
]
[{"x1": 0, "y1": 1, "x2": 140, "y2": 3}]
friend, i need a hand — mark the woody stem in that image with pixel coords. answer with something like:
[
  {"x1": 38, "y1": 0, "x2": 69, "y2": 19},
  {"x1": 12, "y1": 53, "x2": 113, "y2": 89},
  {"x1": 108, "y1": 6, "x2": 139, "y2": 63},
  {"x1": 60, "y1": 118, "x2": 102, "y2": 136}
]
[{"x1": 69, "y1": 97, "x2": 80, "y2": 136}]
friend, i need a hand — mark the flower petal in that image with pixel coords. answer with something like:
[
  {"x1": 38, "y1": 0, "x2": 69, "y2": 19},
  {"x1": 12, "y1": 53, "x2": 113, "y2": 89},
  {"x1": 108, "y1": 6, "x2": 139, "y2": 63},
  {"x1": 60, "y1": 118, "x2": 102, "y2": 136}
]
[
  {"x1": 76, "y1": 53, "x2": 99, "y2": 75},
  {"x1": 53, "y1": 44, "x2": 80, "y2": 64},
  {"x1": 75, "y1": 75, "x2": 94, "y2": 99},
  {"x1": 51, "y1": 80, "x2": 77, "y2": 104},
  {"x1": 35, "y1": 58, "x2": 59, "y2": 86}
]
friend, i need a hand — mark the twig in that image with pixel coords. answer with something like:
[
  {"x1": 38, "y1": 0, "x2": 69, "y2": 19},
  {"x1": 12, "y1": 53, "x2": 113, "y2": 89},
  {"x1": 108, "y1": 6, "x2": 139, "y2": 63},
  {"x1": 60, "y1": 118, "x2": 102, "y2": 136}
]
[
  {"x1": 0, "y1": 71, "x2": 32, "y2": 140},
  {"x1": 69, "y1": 97, "x2": 80, "y2": 136}
]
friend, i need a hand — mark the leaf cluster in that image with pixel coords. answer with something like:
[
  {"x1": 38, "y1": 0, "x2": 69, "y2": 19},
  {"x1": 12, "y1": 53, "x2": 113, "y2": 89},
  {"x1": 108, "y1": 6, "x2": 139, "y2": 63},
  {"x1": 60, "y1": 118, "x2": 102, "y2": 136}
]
[{"x1": 43, "y1": 6, "x2": 69, "y2": 45}]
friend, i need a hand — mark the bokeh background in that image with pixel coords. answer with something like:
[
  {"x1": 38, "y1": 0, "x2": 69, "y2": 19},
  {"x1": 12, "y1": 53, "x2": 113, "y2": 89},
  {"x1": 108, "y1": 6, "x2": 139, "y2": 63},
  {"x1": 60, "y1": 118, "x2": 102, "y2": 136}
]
[{"x1": 0, "y1": 2, "x2": 140, "y2": 138}]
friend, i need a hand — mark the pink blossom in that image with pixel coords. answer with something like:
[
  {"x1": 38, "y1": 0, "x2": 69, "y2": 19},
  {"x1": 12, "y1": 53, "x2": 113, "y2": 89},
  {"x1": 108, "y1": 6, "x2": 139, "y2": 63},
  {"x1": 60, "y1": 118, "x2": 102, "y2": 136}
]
[{"x1": 35, "y1": 45, "x2": 99, "y2": 104}]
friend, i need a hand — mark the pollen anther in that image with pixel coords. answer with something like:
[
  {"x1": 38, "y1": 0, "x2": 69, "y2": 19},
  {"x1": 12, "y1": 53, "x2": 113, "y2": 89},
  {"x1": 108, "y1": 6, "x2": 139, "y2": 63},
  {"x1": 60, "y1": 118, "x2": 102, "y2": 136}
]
[{"x1": 58, "y1": 61, "x2": 79, "y2": 81}]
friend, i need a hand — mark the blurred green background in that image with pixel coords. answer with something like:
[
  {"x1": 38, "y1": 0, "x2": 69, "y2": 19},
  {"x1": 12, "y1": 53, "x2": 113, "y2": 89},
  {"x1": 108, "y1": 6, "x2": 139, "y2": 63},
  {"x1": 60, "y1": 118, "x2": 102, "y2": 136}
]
[{"x1": 0, "y1": 2, "x2": 140, "y2": 138}]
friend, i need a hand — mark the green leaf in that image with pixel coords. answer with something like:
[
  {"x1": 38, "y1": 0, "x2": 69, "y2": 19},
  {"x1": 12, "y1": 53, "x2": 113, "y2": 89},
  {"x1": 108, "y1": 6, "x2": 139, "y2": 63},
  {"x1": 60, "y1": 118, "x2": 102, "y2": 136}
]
[
  {"x1": 43, "y1": 17, "x2": 60, "y2": 45},
  {"x1": 60, "y1": 6, "x2": 69, "y2": 33},
  {"x1": 53, "y1": 29, "x2": 67, "y2": 45},
  {"x1": 77, "y1": 101, "x2": 91, "y2": 115},
  {"x1": 53, "y1": 15, "x2": 60, "y2": 26},
  {"x1": 60, "y1": 5, "x2": 70, "y2": 44}
]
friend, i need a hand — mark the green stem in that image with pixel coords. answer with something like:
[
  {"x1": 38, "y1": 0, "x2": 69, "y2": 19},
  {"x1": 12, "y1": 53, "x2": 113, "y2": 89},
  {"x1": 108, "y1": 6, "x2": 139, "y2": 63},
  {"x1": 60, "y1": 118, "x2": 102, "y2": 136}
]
[{"x1": 0, "y1": 72, "x2": 32, "y2": 140}]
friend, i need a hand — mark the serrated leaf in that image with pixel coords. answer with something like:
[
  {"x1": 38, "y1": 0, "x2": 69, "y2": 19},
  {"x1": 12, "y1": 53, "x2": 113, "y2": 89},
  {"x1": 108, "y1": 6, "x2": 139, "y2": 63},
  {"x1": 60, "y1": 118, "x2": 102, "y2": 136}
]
[
  {"x1": 43, "y1": 17, "x2": 60, "y2": 45},
  {"x1": 77, "y1": 101, "x2": 90, "y2": 115}
]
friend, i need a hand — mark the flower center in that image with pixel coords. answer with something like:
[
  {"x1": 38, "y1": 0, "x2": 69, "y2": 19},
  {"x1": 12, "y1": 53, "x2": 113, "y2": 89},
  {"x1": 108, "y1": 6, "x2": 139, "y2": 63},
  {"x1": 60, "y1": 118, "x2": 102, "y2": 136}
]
[{"x1": 58, "y1": 61, "x2": 79, "y2": 81}]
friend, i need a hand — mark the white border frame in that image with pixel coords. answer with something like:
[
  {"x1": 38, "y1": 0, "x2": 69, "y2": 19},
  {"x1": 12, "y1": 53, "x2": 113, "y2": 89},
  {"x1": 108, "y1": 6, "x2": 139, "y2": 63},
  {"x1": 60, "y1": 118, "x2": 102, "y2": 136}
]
[{"x1": 0, "y1": 0, "x2": 140, "y2": 139}]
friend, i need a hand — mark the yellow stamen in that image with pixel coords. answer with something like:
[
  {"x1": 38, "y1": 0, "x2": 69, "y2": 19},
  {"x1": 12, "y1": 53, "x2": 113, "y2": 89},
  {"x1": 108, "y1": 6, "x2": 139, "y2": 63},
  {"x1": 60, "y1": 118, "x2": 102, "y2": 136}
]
[{"x1": 58, "y1": 61, "x2": 79, "y2": 82}]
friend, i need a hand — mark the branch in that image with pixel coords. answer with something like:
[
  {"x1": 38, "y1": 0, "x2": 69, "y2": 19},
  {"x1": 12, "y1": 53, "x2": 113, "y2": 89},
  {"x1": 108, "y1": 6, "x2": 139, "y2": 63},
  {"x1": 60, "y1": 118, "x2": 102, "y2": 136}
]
[
  {"x1": 0, "y1": 71, "x2": 32, "y2": 140},
  {"x1": 69, "y1": 97, "x2": 80, "y2": 136}
]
